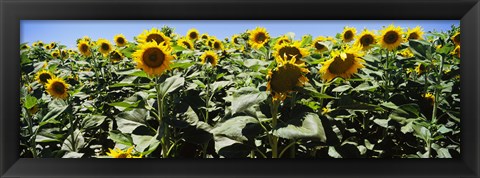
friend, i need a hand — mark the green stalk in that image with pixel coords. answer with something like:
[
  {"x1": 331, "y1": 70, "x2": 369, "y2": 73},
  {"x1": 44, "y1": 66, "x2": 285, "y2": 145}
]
[
  {"x1": 202, "y1": 67, "x2": 212, "y2": 158},
  {"x1": 26, "y1": 114, "x2": 37, "y2": 158},
  {"x1": 155, "y1": 77, "x2": 168, "y2": 158},
  {"x1": 270, "y1": 99, "x2": 280, "y2": 158}
]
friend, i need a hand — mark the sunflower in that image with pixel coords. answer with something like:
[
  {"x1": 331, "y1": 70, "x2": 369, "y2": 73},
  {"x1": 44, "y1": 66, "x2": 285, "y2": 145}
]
[
  {"x1": 200, "y1": 50, "x2": 219, "y2": 67},
  {"x1": 77, "y1": 39, "x2": 92, "y2": 57},
  {"x1": 211, "y1": 39, "x2": 224, "y2": 51},
  {"x1": 20, "y1": 44, "x2": 30, "y2": 50},
  {"x1": 110, "y1": 49, "x2": 124, "y2": 62},
  {"x1": 201, "y1": 33, "x2": 209, "y2": 40},
  {"x1": 82, "y1": 36, "x2": 91, "y2": 42},
  {"x1": 51, "y1": 50, "x2": 60, "y2": 58},
  {"x1": 114, "y1": 34, "x2": 128, "y2": 47},
  {"x1": 45, "y1": 77, "x2": 69, "y2": 99},
  {"x1": 378, "y1": 25, "x2": 404, "y2": 51},
  {"x1": 451, "y1": 45, "x2": 460, "y2": 58},
  {"x1": 34, "y1": 41, "x2": 44, "y2": 47},
  {"x1": 177, "y1": 38, "x2": 194, "y2": 50},
  {"x1": 415, "y1": 63, "x2": 426, "y2": 75},
  {"x1": 275, "y1": 36, "x2": 291, "y2": 46},
  {"x1": 48, "y1": 42, "x2": 57, "y2": 49},
  {"x1": 35, "y1": 70, "x2": 54, "y2": 84},
  {"x1": 267, "y1": 56, "x2": 309, "y2": 101},
  {"x1": 231, "y1": 34, "x2": 241, "y2": 45},
  {"x1": 96, "y1": 38, "x2": 113, "y2": 56},
  {"x1": 398, "y1": 48, "x2": 414, "y2": 58},
  {"x1": 451, "y1": 31, "x2": 460, "y2": 46},
  {"x1": 136, "y1": 28, "x2": 171, "y2": 46},
  {"x1": 273, "y1": 42, "x2": 309, "y2": 65},
  {"x1": 354, "y1": 29, "x2": 377, "y2": 50},
  {"x1": 341, "y1": 27, "x2": 357, "y2": 42},
  {"x1": 60, "y1": 50, "x2": 69, "y2": 59},
  {"x1": 406, "y1": 26, "x2": 424, "y2": 40},
  {"x1": 106, "y1": 147, "x2": 142, "y2": 158},
  {"x1": 311, "y1": 36, "x2": 328, "y2": 53},
  {"x1": 248, "y1": 27, "x2": 270, "y2": 49},
  {"x1": 319, "y1": 45, "x2": 365, "y2": 81},
  {"x1": 423, "y1": 93, "x2": 435, "y2": 105},
  {"x1": 45, "y1": 44, "x2": 52, "y2": 50},
  {"x1": 187, "y1": 28, "x2": 200, "y2": 41},
  {"x1": 132, "y1": 41, "x2": 173, "y2": 76}
]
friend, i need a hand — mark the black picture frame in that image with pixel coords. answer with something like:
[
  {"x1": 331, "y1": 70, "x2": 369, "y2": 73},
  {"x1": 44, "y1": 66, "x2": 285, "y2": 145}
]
[{"x1": 1, "y1": 0, "x2": 479, "y2": 177}]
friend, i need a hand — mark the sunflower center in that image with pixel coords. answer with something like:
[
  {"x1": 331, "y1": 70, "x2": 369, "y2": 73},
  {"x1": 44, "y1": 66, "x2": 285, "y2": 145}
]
[
  {"x1": 328, "y1": 54, "x2": 355, "y2": 75},
  {"x1": 142, "y1": 47, "x2": 165, "y2": 68},
  {"x1": 206, "y1": 55, "x2": 215, "y2": 64},
  {"x1": 52, "y1": 82, "x2": 66, "y2": 94},
  {"x1": 116, "y1": 38, "x2": 125, "y2": 44},
  {"x1": 408, "y1": 33, "x2": 419, "y2": 40},
  {"x1": 189, "y1": 32, "x2": 198, "y2": 39},
  {"x1": 146, "y1": 34, "x2": 165, "y2": 44},
  {"x1": 111, "y1": 51, "x2": 122, "y2": 60},
  {"x1": 384, "y1": 31, "x2": 399, "y2": 44},
  {"x1": 182, "y1": 41, "x2": 192, "y2": 49},
  {"x1": 101, "y1": 43, "x2": 110, "y2": 51},
  {"x1": 213, "y1": 42, "x2": 221, "y2": 49},
  {"x1": 344, "y1": 31, "x2": 353, "y2": 40},
  {"x1": 81, "y1": 44, "x2": 88, "y2": 52},
  {"x1": 360, "y1": 35, "x2": 374, "y2": 46},
  {"x1": 255, "y1": 33, "x2": 267, "y2": 43},
  {"x1": 233, "y1": 38, "x2": 239, "y2": 44},
  {"x1": 39, "y1": 73, "x2": 52, "y2": 83},
  {"x1": 314, "y1": 42, "x2": 325, "y2": 50},
  {"x1": 270, "y1": 64, "x2": 302, "y2": 93},
  {"x1": 116, "y1": 153, "x2": 129, "y2": 158},
  {"x1": 454, "y1": 35, "x2": 460, "y2": 43}
]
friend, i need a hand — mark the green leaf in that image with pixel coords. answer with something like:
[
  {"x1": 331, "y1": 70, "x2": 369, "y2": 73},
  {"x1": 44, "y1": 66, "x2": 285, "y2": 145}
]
[
  {"x1": 24, "y1": 95, "x2": 37, "y2": 109},
  {"x1": 408, "y1": 40, "x2": 431, "y2": 58},
  {"x1": 159, "y1": 75, "x2": 185, "y2": 98},
  {"x1": 353, "y1": 82, "x2": 378, "y2": 92},
  {"x1": 212, "y1": 116, "x2": 260, "y2": 142},
  {"x1": 115, "y1": 109, "x2": 148, "y2": 133},
  {"x1": 42, "y1": 99, "x2": 69, "y2": 123},
  {"x1": 81, "y1": 115, "x2": 107, "y2": 129},
  {"x1": 230, "y1": 88, "x2": 267, "y2": 114},
  {"x1": 61, "y1": 129, "x2": 85, "y2": 152},
  {"x1": 274, "y1": 113, "x2": 326, "y2": 142},
  {"x1": 332, "y1": 85, "x2": 352, "y2": 93},
  {"x1": 388, "y1": 104, "x2": 420, "y2": 125},
  {"x1": 170, "y1": 61, "x2": 195, "y2": 70},
  {"x1": 109, "y1": 130, "x2": 133, "y2": 146}
]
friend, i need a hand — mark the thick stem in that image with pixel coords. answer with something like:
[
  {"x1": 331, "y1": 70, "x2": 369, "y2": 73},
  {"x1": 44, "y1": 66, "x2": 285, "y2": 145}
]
[
  {"x1": 270, "y1": 100, "x2": 280, "y2": 158},
  {"x1": 155, "y1": 77, "x2": 168, "y2": 158}
]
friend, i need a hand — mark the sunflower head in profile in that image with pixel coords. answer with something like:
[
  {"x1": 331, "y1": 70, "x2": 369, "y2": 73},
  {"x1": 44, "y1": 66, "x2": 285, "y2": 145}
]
[
  {"x1": 248, "y1": 27, "x2": 270, "y2": 49},
  {"x1": 48, "y1": 42, "x2": 57, "y2": 49},
  {"x1": 275, "y1": 36, "x2": 291, "y2": 46},
  {"x1": 312, "y1": 36, "x2": 328, "y2": 53},
  {"x1": 51, "y1": 49, "x2": 60, "y2": 59},
  {"x1": 354, "y1": 29, "x2": 377, "y2": 51},
  {"x1": 320, "y1": 45, "x2": 365, "y2": 82},
  {"x1": 415, "y1": 63, "x2": 426, "y2": 75},
  {"x1": 114, "y1": 34, "x2": 128, "y2": 47},
  {"x1": 267, "y1": 56, "x2": 309, "y2": 102},
  {"x1": 96, "y1": 38, "x2": 113, "y2": 56},
  {"x1": 77, "y1": 39, "x2": 92, "y2": 57},
  {"x1": 82, "y1": 36, "x2": 91, "y2": 42},
  {"x1": 137, "y1": 28, "x2": 171, "y2": 46},
  {"x1": 177, "y1": 38, "x2": 194, "y2": 50},
  {"x1": 132, "y1": 41, "x2": 173, "y2": 76},
  {"x1": 45, "y1": 77, "x2": 69, "y2": 100},
  {"x1": 451, "y1": 31, "x2": 460, "y2": 46},
  {"x1": 45, "y1": 44, "x2": 52, "y2": 50},
  {"x1": 451, "y1": 45, "x2": 460, "y2": 58},
  {"x1": 422, "y1": 92, "x2": 435, "y2": 106},
  {"x1": 36, "y1": 41, "x2": 44, "y2": 47},
  {"x1": 273, "y1": 42, "x2": 309, "y2": 65},
  {"x1": 378, "y1": 24, "x2": 404, "y2": 51},
  {"x1": 406, "y1": 26, "x2": 424, "y2": 41},
  {"x1": 21, "y1": 44, "x2": 30, "y2": 50},
  {"x1": 35, "y1": 70, "x2": 54, "y2": 84},
  {"x1": 211, "y1": 39, "x2": 224, "y2": 51},
  {"x1": 200, "y1": 50, "x2": 219, "y2": 67},
  {"x1": 107, "y1": 147, "x2": 142, "y2": 158},
  {"x1": 341, "y1": 27, "x2": 357, "y2": 42},
  {"x1": 110, "y1": 49, "x2": 124, "y2": 63},
  {"x1": 187, "y1": 28, "x2": 200, "y2": 41}
]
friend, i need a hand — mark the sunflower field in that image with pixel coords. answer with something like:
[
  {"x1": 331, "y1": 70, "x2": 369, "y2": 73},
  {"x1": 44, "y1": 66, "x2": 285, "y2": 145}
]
[{"x1": 20, "y1": 24, "x2": 461, "y2": 158}]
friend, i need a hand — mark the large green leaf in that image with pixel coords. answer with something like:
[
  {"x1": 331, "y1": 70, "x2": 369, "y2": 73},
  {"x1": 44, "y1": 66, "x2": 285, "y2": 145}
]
[
  {"x1": 41, "y1": 99, "x2": 69, "y2": 123},
  {"x1": 61, "y1": 129, "x2": 85, "y2": 152},
  {"x1": 159, "y1": 75, "x2": 185, "y2": 98},
  {"x1": 274, "y1": 112, "x2": 326, "y2": 142},
  {"x1": 81, "y1": 115, "x2": 107, "y2": 130},
  {"x1": 388, "y1": 104, "x2": 421, "y2": 125},
  {"x1": 212, "y1": 116, "x2": 260, "y2": 142},
  {"x1": 24, "y1": 95, "x2": 37, "y2": 109},
  {"x1": 115, "y1": 109, "x2": 148, "y2": 133},
  {"x1": 230, "y1": 87, "x2": 267, "y2": 114},
  {"x1": 109, "y1": 130, "x2": 133, "y2": 146}
]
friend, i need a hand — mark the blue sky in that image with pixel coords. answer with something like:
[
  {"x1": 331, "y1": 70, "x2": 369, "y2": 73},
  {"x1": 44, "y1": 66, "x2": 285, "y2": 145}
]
[{"x1": 21, "y1": 20, "x2": 459, "y2": 48}]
